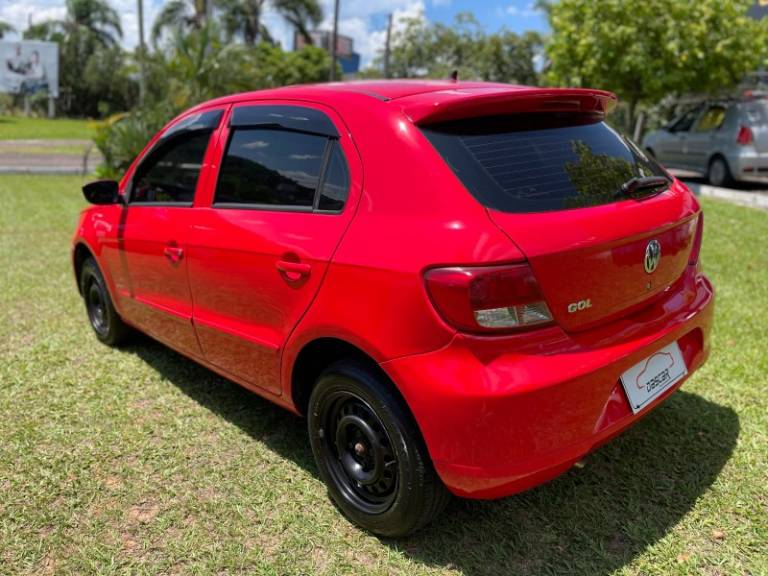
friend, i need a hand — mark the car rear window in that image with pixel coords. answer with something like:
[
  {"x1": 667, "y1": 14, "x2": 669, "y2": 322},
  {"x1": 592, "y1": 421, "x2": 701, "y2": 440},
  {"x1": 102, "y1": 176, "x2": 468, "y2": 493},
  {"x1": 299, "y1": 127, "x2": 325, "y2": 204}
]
[
  {"x1": 421, "y1": 113, "x2": 667, "y2": 213},
  {"x1": 743, "y1": 101, "x2": 768, "y2": 125}
]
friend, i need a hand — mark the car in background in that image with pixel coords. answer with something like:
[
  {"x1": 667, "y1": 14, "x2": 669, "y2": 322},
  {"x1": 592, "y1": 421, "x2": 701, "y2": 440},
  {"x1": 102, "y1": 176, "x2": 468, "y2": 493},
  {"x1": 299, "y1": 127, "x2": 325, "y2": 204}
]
[
  {"x1": 72, "y1": 80, "x2": 714, "y2": 537},
  {"x1": 642, "y1": 95, "x2": 768, "y2": 187}
]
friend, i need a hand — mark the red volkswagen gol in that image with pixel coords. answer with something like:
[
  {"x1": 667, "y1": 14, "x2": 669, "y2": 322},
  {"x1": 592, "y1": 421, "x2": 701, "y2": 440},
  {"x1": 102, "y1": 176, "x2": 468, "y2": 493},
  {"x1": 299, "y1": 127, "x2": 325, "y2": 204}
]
[{"x1": 72, "y1": 81, "x2": 714, "y2": 537}]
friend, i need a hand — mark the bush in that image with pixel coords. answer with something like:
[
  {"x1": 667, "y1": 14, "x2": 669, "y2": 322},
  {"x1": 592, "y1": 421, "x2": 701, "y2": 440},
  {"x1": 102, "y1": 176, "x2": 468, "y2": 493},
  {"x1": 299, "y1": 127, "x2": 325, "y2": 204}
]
[{"x1": 95, "y1": 26, "x2": 333, "y2": 179}]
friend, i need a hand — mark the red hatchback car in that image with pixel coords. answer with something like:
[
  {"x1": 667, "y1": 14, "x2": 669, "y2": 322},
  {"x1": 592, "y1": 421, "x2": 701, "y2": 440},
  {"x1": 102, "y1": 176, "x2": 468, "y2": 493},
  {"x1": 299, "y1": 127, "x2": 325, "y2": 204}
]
[{"x1": 73, "y1": 80, "x2": 714, "y2": 537}]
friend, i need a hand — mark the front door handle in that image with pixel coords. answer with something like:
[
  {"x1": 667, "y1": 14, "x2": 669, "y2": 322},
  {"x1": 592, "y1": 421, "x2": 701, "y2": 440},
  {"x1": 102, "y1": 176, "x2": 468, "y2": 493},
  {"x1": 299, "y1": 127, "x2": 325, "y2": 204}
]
[
  {"x1": 163, "y1": 245, "x2": 184, "y2": 263},
  {"x1": 276, "y1": 259, "x2": 311, "y2": 280}
]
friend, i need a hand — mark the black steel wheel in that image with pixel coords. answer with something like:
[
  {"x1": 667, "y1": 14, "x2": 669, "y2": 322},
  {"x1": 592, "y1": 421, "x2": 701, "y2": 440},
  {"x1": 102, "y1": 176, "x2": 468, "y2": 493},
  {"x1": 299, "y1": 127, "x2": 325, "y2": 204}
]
[
  {"x1": 79, "y1": 257, "x2": 132, "y2": 346},
  {"x1": 308, "y1": 360, "x2": 449, "y2": 537}
]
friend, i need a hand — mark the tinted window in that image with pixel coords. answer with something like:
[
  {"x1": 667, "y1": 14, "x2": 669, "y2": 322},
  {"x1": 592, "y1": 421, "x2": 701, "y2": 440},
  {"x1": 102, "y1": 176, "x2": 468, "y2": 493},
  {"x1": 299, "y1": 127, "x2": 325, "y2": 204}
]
[
  {"x1": 670, "y1": 107, "x2": 701, "y2": 133},
  {"x1": 216, "y1": 129, "x2": 326, "y2": 207},
  {"x1": 422, "y1": 114, "x2": 668, "y2": 213},
  {"x1": 318, "y1": 143, "x2": 349, "y2": 211},
  {"x1": 694, "y1": 106, "x2": 727, "y2": 132},
  {"x1": 131, "y1": 131, "x2": 212, "y2": 203}
]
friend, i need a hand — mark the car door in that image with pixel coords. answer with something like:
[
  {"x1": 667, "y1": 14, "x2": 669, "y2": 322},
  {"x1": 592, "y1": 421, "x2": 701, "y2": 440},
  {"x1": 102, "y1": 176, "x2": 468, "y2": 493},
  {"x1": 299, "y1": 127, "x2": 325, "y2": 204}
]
[
  {"x1": 656, "y1": 106, "x2": 702, "y2": 168},
  {"x1": 116, "y1": 109, "x2": 224, "y2": 358},
  {"x1": 684, "y1": 104, "x2": 728, "y2": 172},
  {"x1": 187, "y1": 102, "x2": 361, "y2": 394}
]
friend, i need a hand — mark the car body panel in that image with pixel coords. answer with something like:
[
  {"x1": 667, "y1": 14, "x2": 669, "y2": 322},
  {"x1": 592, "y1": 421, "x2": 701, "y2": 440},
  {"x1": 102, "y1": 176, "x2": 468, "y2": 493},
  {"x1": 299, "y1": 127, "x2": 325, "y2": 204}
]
[
  {"x1": 73, "y1": 80, "x2": 714, "y2": 500},
  {"x1": 643, "y1": 98, "x2": 768, "y2": 182}
]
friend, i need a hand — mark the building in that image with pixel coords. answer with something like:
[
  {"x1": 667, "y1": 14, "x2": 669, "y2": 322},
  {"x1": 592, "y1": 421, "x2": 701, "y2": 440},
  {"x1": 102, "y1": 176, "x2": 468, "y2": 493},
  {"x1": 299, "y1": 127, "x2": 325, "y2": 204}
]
[{"x1": 294, "y1": 31, "x2": 361, "y2": 76}]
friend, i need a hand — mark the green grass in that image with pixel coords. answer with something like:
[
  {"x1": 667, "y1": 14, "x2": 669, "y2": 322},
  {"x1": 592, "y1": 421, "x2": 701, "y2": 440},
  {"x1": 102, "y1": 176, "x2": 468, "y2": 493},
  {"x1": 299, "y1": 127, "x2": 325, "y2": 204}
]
[
  {"x1": 0, "y1": 174, "x2": 766, "y2": 576},
  {"x1": 0, "y1": 115, "x2": 94, "y2": 141}
]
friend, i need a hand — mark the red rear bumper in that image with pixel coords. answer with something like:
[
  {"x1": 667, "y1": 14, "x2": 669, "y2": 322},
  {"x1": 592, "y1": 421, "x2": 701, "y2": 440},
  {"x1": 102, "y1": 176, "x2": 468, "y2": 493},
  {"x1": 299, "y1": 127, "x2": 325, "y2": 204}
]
[{"x1": 382, "y1": 271, "x2": 714, "y2": 499}]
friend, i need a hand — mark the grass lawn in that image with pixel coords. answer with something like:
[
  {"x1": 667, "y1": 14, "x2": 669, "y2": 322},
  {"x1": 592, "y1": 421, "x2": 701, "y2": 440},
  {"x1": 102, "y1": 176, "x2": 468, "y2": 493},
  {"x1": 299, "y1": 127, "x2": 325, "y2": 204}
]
[
  {"x1": 0, "y1": 174, "x2": 766, "y2": 575},
  {"x1": 0, "y1": 115, "x2": 94, "y2": 141}
]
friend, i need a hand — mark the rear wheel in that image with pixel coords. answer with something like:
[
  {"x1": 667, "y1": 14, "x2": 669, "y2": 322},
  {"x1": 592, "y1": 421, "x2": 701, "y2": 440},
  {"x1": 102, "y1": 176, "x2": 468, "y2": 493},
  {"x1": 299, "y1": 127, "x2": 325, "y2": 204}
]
[
  {"x1": 308, "y1": 361, "x2": 449, "y2": 537},
  {"x1": 708, "y1": 156, "x2": 733, "y2": 187},
  {"x1": 79, "y1": 257, "x2": 132, "y2": 346}
]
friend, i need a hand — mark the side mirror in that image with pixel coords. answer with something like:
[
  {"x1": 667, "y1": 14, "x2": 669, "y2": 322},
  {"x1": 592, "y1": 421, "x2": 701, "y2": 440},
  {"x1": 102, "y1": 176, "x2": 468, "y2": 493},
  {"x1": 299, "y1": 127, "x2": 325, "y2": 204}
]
[{"x1": 82, "y1": 180, "x2": 122, "y2": 205}]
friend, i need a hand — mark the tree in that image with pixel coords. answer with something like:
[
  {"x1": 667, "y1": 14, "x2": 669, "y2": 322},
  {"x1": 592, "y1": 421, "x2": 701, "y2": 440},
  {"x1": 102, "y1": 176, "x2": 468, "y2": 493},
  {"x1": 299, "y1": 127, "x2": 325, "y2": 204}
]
[
  {"x1": 216, "y1": 0, "x2": 322, "y2": 47},
  {"x1": 25, "y1": 0, "x2": 126, "y2": 116},
  {"x1": 151, "y1": 0, "x2": 210, "y2": 45},
  {"x1": 0, "y1": 21, "x2": 15, "y2": 39},
  {"x1": 375, "y1": 12, "x2": 542, "y2": 85},
  {"x1": 540, "y1": 0, "x2": 768, "y2": 131}
]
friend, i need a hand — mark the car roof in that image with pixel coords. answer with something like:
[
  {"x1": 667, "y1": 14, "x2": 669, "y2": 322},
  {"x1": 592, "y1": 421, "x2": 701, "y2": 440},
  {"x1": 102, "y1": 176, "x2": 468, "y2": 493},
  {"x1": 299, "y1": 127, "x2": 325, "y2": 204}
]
[
  {"x1": 191, "y1": 80, "x2": 617, "y2": 125},
  {"x1": 197, "y1": 79, "x2": 523, "y2": 105}
]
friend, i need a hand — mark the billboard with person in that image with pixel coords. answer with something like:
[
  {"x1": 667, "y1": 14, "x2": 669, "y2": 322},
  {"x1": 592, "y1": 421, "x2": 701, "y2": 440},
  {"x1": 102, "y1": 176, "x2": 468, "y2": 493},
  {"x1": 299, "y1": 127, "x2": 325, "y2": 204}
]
[{"x1": 0, "y1": 41, "x2": 59, "y2": 98}]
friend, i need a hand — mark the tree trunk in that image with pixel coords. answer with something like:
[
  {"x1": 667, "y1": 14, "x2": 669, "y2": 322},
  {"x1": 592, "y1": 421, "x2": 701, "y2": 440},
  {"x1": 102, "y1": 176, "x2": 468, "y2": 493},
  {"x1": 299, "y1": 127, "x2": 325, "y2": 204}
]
[{"x1": 627, "y1": 97, "x2": 639, "y2": 136}]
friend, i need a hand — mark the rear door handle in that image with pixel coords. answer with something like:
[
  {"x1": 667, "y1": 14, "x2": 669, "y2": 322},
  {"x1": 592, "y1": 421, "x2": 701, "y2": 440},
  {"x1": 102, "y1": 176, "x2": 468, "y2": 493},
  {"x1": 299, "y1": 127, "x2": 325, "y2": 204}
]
[
  {"x1": 164, "y1": 245, "x2": 184, "y2": 263},
  {"x1": 276, "y1": 260, "x2": 311, "y2": 279}
]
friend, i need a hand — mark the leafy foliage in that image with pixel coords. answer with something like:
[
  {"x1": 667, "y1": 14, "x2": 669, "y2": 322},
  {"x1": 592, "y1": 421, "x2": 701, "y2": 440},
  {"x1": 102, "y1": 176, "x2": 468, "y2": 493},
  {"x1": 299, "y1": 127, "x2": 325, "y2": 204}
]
[
  {"x1": 376, "y1": 12, "x2": 541, "y2": 85},
  {"x1": 94, "y1": 24, "x2": 333, "y2": 177},
  {"x1": 23, "y1": 0, "x2": 129, "y2": 117},
  {"x1": 217, "y1": 0, "x2": 322, "y2": 46},
  {"x1": 0, "y1": 20, "x2": 15, "y2": 39},
  {"x1": 541, "y1": 0, "x2": 768, "y2": 129}
]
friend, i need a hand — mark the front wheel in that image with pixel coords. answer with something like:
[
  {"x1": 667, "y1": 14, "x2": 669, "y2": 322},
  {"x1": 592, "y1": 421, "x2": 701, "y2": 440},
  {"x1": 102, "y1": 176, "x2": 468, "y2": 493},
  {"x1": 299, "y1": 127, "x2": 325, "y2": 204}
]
[
  {"x1": 79, "y1": 257, "x2": 133, "y2": 346},
  {"x1": 308, "y1": 361, "x2": 449, "y2": 537}
]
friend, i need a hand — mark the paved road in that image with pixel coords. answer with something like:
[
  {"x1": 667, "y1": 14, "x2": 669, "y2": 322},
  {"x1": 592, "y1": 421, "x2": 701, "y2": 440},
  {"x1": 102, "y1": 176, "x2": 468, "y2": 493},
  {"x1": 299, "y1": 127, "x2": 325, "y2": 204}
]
[
  {"x1": 0, "y1": 139, "x2": 101, "y2": 175},
  {"x1": 670, "y1": 169, "x2": 768, "y2": 211}
]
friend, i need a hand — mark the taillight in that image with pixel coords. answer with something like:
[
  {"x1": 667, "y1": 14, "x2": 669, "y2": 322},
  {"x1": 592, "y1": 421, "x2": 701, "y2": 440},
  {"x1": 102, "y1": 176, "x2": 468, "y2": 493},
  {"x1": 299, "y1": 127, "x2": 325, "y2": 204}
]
[
  {"x1": 424, "y1": 263, "x2": 554, "y2": 333},
  {"x1": 689, "y1": 213, "x2": 704, "y2": 270},
  {"x1": 737, "y1": 125, "x2": 754, "y2": 145}
]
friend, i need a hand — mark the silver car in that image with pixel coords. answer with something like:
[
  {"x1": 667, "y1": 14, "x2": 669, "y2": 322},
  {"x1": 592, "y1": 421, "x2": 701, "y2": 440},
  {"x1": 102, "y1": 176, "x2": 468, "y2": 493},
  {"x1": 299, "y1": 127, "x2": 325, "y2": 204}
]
[{"x1": 643, "y1": 98, "x2": 768, "y2": 186}]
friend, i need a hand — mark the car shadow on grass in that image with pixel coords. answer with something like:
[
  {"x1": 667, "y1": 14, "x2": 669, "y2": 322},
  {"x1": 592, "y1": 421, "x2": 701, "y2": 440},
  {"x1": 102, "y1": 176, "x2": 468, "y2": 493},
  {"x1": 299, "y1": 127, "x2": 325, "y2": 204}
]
[{"x1": 129, "y1": 339, "x2": 738, "y2": 576}]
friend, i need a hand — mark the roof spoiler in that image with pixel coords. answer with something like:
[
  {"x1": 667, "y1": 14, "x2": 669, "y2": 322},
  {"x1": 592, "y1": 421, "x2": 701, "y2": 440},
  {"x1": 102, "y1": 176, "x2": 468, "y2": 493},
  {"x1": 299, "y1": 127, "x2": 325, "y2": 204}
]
[{"x1": 403, "y1": 88, "x2": 618, "y2": 125}]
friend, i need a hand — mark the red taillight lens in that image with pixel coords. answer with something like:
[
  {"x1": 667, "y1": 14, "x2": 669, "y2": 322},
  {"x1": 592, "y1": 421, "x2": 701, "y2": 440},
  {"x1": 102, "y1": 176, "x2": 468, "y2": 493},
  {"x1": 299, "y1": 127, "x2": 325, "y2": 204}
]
[
  {"x1": 424, "y1": 263, "x2": 554, "y2": 333},
  {"x1": 689, "y1": 213, "x2": 704, "y2": 268},
  {"x1": 737, "y1": 125, "x2": 754, "y2": 145}
]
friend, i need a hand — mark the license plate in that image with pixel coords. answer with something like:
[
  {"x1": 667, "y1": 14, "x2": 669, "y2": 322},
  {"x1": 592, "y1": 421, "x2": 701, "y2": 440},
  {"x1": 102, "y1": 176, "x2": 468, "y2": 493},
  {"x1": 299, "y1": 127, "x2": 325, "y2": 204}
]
[{"x1": 620, "y1": 342, "x2": 687, "y2": 414}]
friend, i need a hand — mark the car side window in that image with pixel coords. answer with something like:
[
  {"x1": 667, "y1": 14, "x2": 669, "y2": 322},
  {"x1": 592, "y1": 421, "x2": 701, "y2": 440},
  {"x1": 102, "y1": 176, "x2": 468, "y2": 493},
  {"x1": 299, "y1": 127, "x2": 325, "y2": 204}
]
[
  {"x1": 693, "y1": 106, "x2": 727, "y2": 132},
  {"x1": 317, "y1": 142, "x2": 349, "y2": 211},
  {"x1": 669, "y1": 107, "x2": 702, "y2": 133},
  {"x1": 214, "y1": 107, "x2": 351, "y2": 213},
  {"x1": 215, "y1": 129, "x2": 326, "y2": 208},
  {"x1": 131, "y1": 132, "x2": 212, "y2": 204}
]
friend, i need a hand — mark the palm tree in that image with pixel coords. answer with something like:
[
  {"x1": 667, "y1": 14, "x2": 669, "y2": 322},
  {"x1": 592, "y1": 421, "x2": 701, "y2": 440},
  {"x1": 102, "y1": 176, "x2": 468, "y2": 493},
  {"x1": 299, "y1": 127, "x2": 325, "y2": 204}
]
[
  {"x1": 217, "y1": 0, "x2": 322, "y2": 47},
  {"x1": 0, "y1": 21, "x2": 15, "y2": 39},
  {"x1": 151, "y1": 0, "x2": 210, "y2": 45},
  {"x1": 29, "y1": 0, "x2": 122, "y2": 46}
]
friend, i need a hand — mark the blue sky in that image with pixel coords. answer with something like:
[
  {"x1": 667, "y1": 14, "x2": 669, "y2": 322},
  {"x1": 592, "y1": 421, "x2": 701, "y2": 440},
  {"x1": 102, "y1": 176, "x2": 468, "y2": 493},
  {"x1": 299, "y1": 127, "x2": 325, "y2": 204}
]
[{"x1": 0, "y1": 0, "x2": 550, "y2": 68}]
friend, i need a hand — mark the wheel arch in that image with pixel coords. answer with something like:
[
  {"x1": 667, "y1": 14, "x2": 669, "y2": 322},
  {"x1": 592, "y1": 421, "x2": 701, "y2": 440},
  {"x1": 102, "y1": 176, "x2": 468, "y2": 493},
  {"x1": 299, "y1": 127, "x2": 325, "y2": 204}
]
[
  {"x1": 288, "y1": 337, "x2": 414, "y2": 425},
  {"x1": 707, "y1": 151, "x2": 730, "y2": 169},
  {"x1": 73, "y1": 241, "x2": 96, "y2": 295}
]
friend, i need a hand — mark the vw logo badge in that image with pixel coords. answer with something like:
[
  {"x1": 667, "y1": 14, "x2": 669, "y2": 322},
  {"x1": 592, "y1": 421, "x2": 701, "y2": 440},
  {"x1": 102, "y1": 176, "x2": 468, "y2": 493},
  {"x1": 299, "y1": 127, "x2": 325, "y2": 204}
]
[{"x1": 644, "y1": 240, "x2": 661, "y2": 274}]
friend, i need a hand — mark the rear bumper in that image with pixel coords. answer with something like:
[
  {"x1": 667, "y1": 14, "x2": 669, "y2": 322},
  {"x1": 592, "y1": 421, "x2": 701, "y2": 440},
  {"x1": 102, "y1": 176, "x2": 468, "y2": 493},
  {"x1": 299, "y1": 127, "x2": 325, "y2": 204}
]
[
  {"x1": 728, "y1": 151, "x2": 768, "y2": 183},
  {"x1": 382, "y1": 270, "x2": 714, "y2": 499}
]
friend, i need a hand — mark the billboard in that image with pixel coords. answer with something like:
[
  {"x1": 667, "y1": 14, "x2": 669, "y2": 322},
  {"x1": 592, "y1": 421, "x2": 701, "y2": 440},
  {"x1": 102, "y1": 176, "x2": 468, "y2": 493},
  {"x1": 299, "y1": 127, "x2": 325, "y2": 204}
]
[{"x1": 0, "y1": 41, "x2": 59, "y2": 98}]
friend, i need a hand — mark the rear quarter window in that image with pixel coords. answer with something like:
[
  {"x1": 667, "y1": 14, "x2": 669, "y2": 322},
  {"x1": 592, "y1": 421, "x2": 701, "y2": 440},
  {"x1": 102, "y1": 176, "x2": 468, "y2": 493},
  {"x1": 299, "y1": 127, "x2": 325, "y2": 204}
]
[{"x1": 421, "y1": 113, "x2": 667, "y2": 213}]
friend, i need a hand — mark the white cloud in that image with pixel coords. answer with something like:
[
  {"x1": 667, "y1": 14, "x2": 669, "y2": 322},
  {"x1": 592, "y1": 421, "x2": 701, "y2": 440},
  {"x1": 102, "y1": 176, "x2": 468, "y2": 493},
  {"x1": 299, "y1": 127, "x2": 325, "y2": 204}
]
[
  {"x1": 0, "y1": 0, "x2": 162, "y2": 48},
  {"x1": 0, "y1": 0, "x2": 424, "y2": 68},
  {"x1": 506, "y1": 2, "x2": 538, "y2": 18}
]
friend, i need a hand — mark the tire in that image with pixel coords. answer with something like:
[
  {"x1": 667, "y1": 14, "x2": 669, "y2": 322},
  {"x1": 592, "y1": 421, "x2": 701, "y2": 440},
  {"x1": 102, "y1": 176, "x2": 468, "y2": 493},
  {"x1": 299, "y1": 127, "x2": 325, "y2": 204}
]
[
  {"x1": 308, "y1": 360, "x2": 450, "y2": 537},
  {"x1": 708, "y1": 156, "x2": 733, "y2": 187},
  {"x1": 79, "y1": 257, "x2": 132, "y2": 346}
]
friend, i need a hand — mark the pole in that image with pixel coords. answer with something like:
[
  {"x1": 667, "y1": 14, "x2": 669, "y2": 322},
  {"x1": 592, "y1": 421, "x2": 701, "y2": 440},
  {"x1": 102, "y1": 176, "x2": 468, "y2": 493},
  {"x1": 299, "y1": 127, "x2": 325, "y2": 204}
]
[
  {"x1": 384, "y1": 13, "x2": 392, "y2": 79},
  {"x1": 329, "y1": 0, "x2": 340, "y2": 81},
  {"x1": 137, "y1": 0, "x2": 147, "y2": 105}
]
